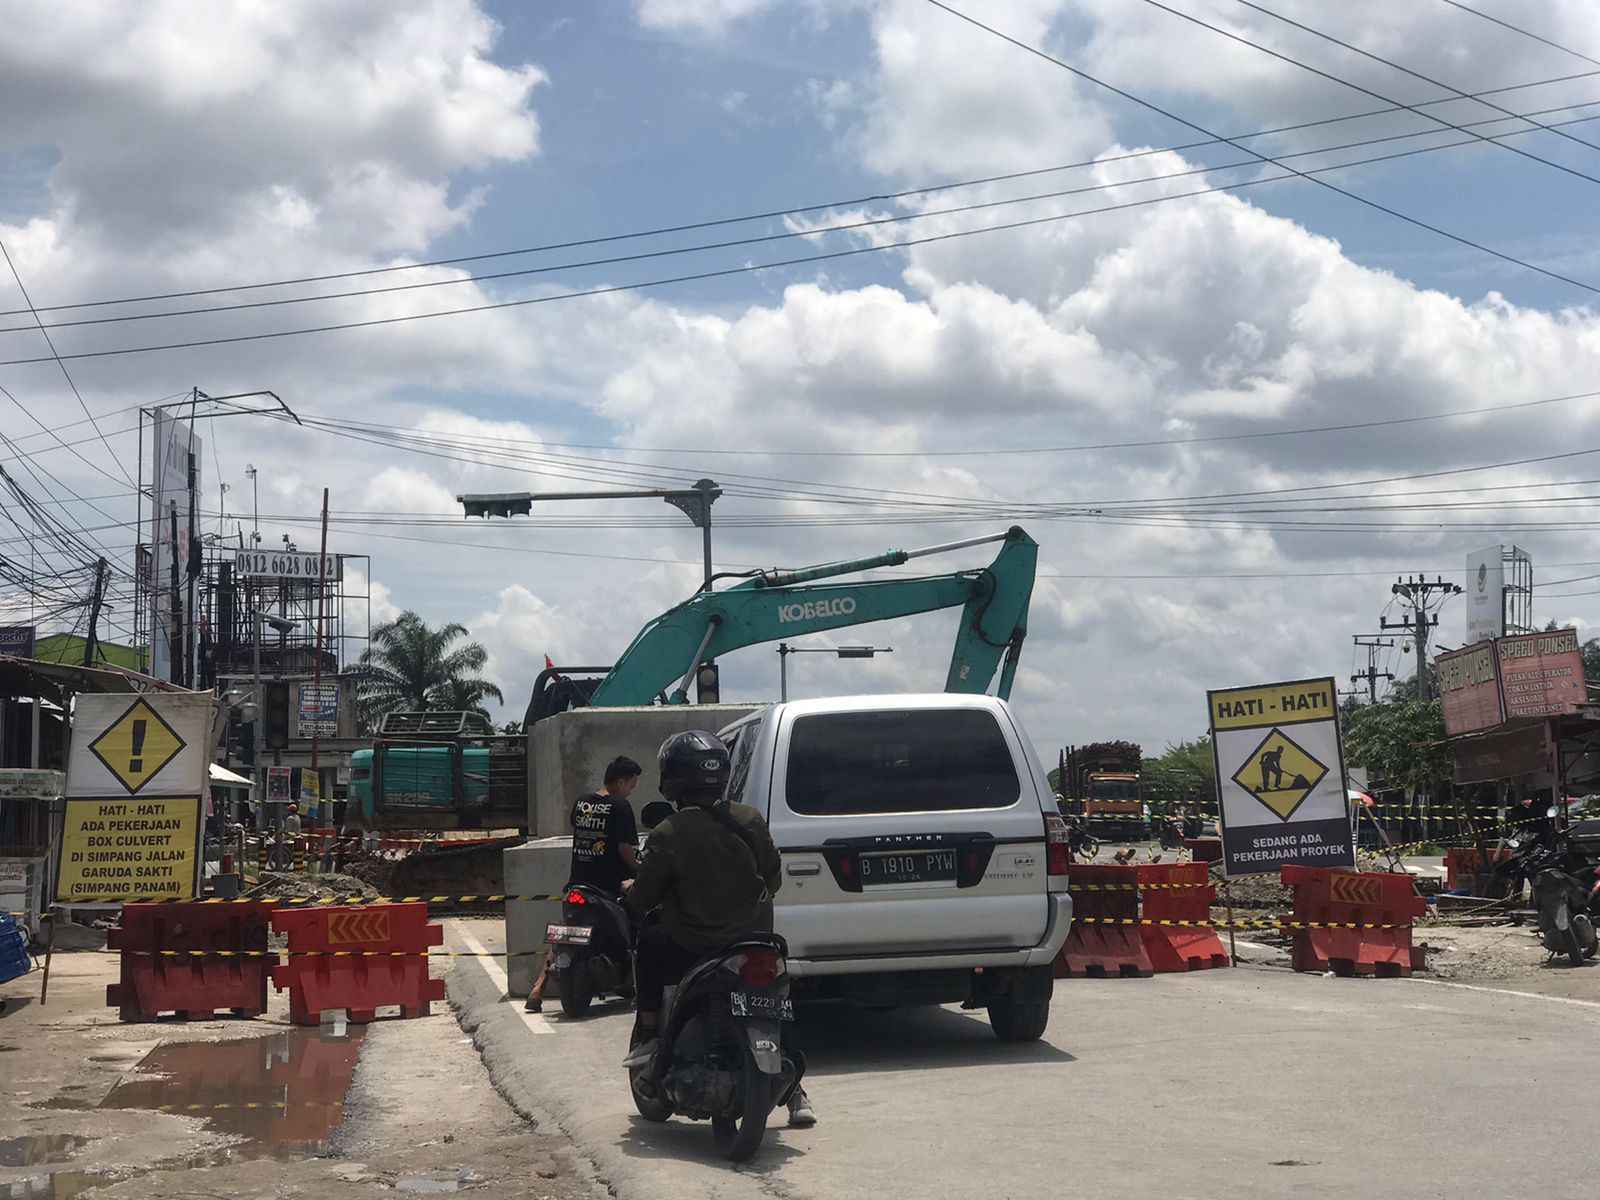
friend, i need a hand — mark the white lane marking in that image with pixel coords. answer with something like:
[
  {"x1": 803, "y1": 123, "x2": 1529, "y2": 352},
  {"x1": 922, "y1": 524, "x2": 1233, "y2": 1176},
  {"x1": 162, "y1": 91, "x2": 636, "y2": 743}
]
[
  {"x1": 1407, "y1": 975, "x2": 1600, "y2": 1011},
  {"x1": 453, "y1": 921, "x2": 553, "y2": 1036}
]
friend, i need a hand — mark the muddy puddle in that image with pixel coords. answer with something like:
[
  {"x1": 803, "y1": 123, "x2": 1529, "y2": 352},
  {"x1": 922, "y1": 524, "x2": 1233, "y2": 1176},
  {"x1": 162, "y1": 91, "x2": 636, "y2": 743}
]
[
  {"x1": 99, "y1": 1026, "x2": 367, "y2": 1160},
  {"x1": 6, "y1": 1026, "x2": 369, "y2": 1198}
]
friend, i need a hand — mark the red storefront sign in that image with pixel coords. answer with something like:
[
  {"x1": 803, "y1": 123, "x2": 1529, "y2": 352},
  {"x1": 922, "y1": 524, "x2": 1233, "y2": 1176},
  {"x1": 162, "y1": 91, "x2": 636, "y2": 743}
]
[
  {"x1": 1496, "y1": 628, "x2": 1586, "y2": 719},
  {"x1": 1438, "y1": 640, "x2": 1504, "y2": 736}
]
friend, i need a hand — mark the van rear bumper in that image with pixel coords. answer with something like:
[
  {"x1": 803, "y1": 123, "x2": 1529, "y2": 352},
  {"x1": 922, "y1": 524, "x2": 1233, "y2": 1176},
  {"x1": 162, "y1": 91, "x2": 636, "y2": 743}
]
[{"x1": 786, "y1": 893, "x2": 1072, "y2": 977}]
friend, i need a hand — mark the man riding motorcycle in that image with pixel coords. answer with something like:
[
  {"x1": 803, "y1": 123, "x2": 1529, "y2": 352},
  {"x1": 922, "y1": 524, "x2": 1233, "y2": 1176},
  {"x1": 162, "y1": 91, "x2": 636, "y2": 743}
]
[{"x1": 624, "y1": 729, "x2": 816, "y2": 1128}]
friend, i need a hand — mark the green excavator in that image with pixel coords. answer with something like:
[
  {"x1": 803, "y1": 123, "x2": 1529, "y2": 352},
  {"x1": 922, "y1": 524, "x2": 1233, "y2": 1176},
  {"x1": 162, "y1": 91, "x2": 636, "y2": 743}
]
[{"x1": 353, "y1": 526, "x2": 1038, "y2": 896}]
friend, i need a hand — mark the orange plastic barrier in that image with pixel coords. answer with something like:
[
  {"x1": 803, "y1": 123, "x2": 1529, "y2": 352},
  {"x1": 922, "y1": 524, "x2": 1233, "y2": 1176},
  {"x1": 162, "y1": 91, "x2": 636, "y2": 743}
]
[
  {"x1": 1137, "y1": 862, "x2": 1229, "y2": 972},
  {"x1": 1057, "y1": 864, "x2": 1153, "y2": 978},
  {"x1": 106, "y1": 902, "x2": 272, "y2": 1021},
  {"x1": 1279, "y1": 866, "x2": 1426, "y2": 978},
  {"x1": 269, "y1": 903, "x2": 445, "y2": 1025}
]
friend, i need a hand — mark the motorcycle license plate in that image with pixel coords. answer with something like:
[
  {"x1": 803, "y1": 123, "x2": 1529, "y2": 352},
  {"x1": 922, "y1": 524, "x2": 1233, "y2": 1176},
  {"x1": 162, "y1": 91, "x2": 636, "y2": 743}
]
[
  {"x1": 546, "y1": 924, "x2": 592, "y2": 945},
  {"x1": 729, "y1": 991, "x2": 793, "y2": 1021},
  {"x1": 859, "y1": 849, "x2": 957, "y2": 886}
]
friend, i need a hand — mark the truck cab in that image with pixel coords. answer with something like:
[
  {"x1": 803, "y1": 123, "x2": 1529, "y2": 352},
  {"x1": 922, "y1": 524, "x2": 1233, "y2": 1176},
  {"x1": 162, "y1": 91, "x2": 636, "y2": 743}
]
[{"x1": 718, "y1": 694, "x2": 1072, "y2": 1041}]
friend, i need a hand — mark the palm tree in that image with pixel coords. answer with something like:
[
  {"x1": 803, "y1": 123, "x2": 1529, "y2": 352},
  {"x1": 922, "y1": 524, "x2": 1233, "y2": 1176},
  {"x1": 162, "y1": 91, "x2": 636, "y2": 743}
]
[{"x1": 355, "y1": 611, "x2": 504, "y2": 731}]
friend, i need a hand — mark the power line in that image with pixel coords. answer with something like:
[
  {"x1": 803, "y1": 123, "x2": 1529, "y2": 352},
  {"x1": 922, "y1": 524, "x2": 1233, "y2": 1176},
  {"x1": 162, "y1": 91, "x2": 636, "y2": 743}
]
[
  {"x1": 0, "y1": 240, "x2": 133, "y2": 485},
  {"x1": 12, "y1": 65, "x2": 1598, "y2": 322},
  {"x1": 1223, "y1": 0, "x2": 1600, "y2": 158},
  {"x1": 922, "y1": 0, "x2": 1600, "y2": 301},
  {"x1": 1436, "y1": 0, "x2": 1600, "y2": 71},
  {"x1": 13, "y1": 97, "x2": 1600, "y2": 339}
]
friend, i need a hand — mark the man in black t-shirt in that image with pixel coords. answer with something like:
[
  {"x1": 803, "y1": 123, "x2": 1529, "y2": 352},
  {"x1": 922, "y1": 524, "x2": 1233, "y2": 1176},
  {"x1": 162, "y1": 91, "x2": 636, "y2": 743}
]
[{"x1": 525, "y1": 756, "x2": 642, "y2": 1012}]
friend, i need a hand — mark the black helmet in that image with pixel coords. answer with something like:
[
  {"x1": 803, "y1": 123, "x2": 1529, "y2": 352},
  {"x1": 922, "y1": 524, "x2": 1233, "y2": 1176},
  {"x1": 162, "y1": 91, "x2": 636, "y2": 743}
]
[{"x1": 658, "y1": 730, "x2": 730, "y2": 806}]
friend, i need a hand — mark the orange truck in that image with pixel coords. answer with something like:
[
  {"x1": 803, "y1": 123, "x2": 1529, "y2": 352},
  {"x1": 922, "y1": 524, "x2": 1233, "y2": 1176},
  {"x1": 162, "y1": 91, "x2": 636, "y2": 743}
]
[{"x1": 1058, "y1": 741, "x2": 1147, "y2": 841}]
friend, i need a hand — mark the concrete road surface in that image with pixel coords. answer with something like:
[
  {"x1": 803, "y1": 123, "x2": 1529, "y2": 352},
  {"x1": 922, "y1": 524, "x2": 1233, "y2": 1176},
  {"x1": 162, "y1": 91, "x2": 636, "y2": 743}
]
[{"x1": 447, "y1": 918, "x2": 1600, "y2": 1200}]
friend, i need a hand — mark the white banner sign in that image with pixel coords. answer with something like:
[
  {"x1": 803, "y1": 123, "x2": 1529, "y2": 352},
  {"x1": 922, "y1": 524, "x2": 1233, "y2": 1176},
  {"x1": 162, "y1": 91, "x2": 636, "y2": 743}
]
[
  {"x1": 233, "y1": 550, "x2": 341, "y2": 581},
  {"x1": 1465, "y1": 545, "x2": 1504, "y2": 644}
]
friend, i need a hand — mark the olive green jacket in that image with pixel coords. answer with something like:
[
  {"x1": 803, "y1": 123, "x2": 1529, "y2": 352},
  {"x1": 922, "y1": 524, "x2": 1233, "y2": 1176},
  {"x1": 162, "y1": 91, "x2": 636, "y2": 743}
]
[{"x1": 627, "y1": 802, "x2": 783, "y2": 952}]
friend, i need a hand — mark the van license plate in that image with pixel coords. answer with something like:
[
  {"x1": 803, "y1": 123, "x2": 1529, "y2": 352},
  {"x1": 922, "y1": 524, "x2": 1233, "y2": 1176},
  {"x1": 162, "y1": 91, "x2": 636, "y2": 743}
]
[{"x1": 859, "y1": 849, "x2": 958, "y2": 885}]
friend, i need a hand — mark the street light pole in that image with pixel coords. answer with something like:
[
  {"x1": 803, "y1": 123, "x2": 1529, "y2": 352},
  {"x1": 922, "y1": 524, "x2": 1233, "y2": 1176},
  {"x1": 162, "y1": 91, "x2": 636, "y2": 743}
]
[{"x1": 252, "y1": 611, "x2": 265, "y2": 834}]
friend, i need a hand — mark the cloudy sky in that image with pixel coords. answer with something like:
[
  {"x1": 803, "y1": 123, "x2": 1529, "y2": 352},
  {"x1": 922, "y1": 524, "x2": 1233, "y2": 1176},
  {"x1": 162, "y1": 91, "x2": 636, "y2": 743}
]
[{"x1": 5, "y1": 0, "x2": 1600, "y2": 755}]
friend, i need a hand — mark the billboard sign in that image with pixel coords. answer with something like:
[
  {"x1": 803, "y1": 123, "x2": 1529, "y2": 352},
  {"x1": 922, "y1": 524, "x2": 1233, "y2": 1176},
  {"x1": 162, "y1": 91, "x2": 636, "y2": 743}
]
[
  {"x1": 1207, "y1": 676, "x2": 1355, "y2": 876},
  {"x1": 233, "y1": 550, "x2": 341, "y2": 581},
  {"x1": 266, "y1": 765, "x2": 292, "y2": 803},
  {"x1": 148, "y1": 410, "x2": 202, "y2": 683},
  {"x1": 0, "y1": 624, "x2": 35, "y2": 657},
  {"x1": 297, "y1": 682, "x2": 338, "y2": 737},
  {"x1": 1465, "y1": 545, "x2": 1504, "y2": 644},
  {"x1": 1497, "y1": 628, "x2": 1586, "y2": 719},
  {"x1": 1437, "y1": 640, "x2": 1504, "y2": 736}
]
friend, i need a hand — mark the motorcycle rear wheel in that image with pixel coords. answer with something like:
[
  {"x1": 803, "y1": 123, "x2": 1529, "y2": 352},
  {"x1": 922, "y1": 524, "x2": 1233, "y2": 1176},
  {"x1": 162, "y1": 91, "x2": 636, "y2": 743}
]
[
  {"x1": 712, "y1": 1053, "x2": 773, "y2": 1162},
  {"x1": 559, "y1": 965, "x2": 595, "y2": 1018}
]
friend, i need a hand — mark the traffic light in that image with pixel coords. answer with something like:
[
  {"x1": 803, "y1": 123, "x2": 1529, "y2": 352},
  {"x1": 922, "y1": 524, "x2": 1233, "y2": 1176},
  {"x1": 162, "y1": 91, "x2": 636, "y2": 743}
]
[
  {"x1": 459, "y1": 492, "x2": 533, "y2": 518},
  {"x1": 264, "y1": 681, "x2": 291, "y2": 749},
  {"x1": 695, "y1": 662, "x2": 720, "y2": 705}
]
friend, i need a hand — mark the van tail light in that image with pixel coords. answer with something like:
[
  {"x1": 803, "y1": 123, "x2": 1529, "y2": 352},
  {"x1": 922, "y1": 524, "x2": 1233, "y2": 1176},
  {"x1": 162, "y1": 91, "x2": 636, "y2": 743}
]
[
  {"x1": 732, "y1": 949, "x2": 785, "y2": 987},
  {"x1": 565, "y1": 890, "x2": 586, "y2": 906},
  {"x1": 1045, "y1": 814, "x2": 1072, "y2": 876}
]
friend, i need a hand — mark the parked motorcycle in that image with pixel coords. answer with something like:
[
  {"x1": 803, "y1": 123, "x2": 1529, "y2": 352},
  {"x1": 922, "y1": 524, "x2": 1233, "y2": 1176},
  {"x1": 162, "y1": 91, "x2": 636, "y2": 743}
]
[
  {"x1": 547, "y1": 884, "x2": 635, "y2": 1018},
  {"x1": 1497, "y1": 806, "x2": 1600, "y2": 967}
]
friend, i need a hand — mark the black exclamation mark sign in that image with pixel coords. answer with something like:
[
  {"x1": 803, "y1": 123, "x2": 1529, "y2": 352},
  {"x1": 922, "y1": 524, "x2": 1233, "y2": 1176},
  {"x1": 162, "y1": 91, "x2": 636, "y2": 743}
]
[{"x1": 129, "y1": 719, "x2": 147, "y2": 775}]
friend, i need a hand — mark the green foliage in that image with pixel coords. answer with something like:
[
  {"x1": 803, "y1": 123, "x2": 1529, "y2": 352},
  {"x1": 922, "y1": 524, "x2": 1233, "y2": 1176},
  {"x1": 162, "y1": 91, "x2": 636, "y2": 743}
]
[
  {"x1": 1143, "y1": 735, "x2": 1215, "y2": 808},
  {"x1": 355, "y1": 610, "x2": 504, "y2": 733},
  {"x1": 1341, "y1": 699, "x2": 1450, "y2": 792},
  {"x1": 1583, "y1": 637, "x2": 1600, "y2": 687}
]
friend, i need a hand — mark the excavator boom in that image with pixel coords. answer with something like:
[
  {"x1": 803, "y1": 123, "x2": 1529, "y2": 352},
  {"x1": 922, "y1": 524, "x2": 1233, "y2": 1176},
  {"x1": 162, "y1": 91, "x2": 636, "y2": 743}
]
[{"x1": 588, "y1": 526, "x2": 1037, "y2": 707}]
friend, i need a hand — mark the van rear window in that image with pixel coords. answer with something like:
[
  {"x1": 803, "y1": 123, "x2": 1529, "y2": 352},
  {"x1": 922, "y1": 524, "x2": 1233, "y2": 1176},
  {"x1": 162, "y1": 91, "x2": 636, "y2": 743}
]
[{"x1": 785, "y1": 710, "x2": 1021, "y2": 815}]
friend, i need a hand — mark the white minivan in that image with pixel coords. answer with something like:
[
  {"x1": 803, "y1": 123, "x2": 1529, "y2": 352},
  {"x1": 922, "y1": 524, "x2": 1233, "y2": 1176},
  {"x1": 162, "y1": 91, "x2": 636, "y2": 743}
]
[{"x1": 718, "y1": 694, "x2": 1073, "y2": 1041}]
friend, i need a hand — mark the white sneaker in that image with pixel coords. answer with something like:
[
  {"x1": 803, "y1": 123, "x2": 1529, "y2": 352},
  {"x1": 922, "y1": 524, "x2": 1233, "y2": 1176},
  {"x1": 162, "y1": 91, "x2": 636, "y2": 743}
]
[{"x1": 787, "y1": 1086, "x2": 816, "y2": 1127}]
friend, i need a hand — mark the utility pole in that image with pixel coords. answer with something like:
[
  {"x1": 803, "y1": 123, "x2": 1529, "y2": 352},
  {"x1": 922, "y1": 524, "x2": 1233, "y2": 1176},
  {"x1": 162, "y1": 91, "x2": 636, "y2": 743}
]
[
  {"x1": 168, "y1": 501, "x2": 183, "y2": 685},
  {"x1": 309, "y1": 488, "x2": 330, "y2": 827},
  {"x1": 185, "y1": 391, "x2": 200, "y2": 689},
  {"x1": 1381, "y1": 576, "x2": 1462, "y2": 701},
  {"x1": 1351, "y1": 635, "x2": 1396, "y2": 704},
  {"x1": 82, "y1": 558, "x2": 109, "y2": 667}
]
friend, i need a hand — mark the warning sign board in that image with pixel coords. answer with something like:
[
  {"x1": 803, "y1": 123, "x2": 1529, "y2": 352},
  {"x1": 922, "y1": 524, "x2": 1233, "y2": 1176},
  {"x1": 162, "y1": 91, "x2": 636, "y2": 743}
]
[
  {"x1": 54, "y1": 796, "x2": 202, "y2": 902},
  {"x1": 1208, "y1": 676, "x2": 1354, "y2": 876},
  {"x1": 67, "y1": 693, "x2": 214, "y2": 799}
]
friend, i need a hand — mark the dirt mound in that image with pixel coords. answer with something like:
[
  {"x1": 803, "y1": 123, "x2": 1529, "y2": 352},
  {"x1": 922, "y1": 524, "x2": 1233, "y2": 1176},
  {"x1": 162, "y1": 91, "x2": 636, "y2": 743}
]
[{"x1": 243, "y1": 871, "x2": 380, "y2": 902}]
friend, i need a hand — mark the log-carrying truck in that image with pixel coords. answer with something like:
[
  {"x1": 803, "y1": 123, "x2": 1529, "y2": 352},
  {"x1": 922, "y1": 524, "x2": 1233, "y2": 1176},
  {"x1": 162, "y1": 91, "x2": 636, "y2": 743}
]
[
  {"x1": 348, "y1": 527, "x2": 1038, "y2": 894},
  {"x1": 1058, "y1": 741, "x2": 1146, "y2": 841}
]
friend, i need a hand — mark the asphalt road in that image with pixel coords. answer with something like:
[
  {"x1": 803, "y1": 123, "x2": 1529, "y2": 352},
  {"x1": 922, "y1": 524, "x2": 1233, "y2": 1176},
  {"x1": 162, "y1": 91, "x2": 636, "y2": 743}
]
[{"x1": 447, "y1": 918, "x2": 1600, "y2": 1200}]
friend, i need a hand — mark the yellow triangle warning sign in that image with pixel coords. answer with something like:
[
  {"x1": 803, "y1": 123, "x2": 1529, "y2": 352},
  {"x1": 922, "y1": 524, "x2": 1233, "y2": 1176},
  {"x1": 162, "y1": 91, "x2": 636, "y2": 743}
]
[
  {"x1": 87, "y1": 699, "x2": 187, "y2": 794},
  {"x1": 1229, "y1": 726, "x2": 1328, "y2": 821}
]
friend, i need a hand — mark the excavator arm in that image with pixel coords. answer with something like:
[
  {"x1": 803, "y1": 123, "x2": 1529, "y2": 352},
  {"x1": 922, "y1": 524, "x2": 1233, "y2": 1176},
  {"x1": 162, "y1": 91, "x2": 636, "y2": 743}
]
[{"x1": 587, "y1": 526, "x2": 1037, "y2": 707}]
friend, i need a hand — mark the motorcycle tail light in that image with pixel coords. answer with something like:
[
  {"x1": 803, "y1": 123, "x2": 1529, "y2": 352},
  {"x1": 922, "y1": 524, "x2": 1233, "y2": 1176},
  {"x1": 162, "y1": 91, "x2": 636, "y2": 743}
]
[
  {"x1": 1044, "y1": 814, "x2": 1071, "y2": 875},
  {"x1": 565, "y1": 890, "x2": 586, "y2": 905},
  {"x1": 736, "y1": 949, "x2": 784, "y2": 987}
]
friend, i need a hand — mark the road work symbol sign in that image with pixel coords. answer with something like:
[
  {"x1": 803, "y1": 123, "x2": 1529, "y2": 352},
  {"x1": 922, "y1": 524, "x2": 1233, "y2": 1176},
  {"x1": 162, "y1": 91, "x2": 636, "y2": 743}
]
[
  {"x1": 1229, "y1": 727, "x2": 1328, "y2": 820},
  {"x1": 1207, "y1": 676, "x2": 1354, "y2": 877},
  {"x1": 66, "y1": 692, "x2": 214, "y2": 800},
  {"x1": 87, "y1": 699, "x2": 186, "y2": 795}
]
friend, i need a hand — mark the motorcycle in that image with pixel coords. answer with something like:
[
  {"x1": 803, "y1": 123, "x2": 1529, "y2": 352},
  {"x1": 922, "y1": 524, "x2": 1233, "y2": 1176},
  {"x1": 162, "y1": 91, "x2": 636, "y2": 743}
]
[
  {"x1": 1157, "y1": 816, "x2": 1184, "y2": 851},
  {"x1": 546, "y1": 884, "x2": 635, "y2": 1018},
  {"x1": 1497, "y1": 806, "x2": 1600, "y2": 967},
  {"x1": 626, "y1": 801, "x2": 803, "y2": 1162},
  {"x1": 1068, "y1": 817, "x2": 1099, "y2": 861},
  {"x1": 628, "y1": 932, "x2": 805, "y2": 1161}
]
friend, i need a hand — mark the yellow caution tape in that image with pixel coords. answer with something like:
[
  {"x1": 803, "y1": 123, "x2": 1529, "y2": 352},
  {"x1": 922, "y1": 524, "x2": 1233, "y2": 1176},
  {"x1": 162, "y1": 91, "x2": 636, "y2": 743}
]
[{"x1": 1074, "y1": 916, "x2": 1416, "y2": 931}]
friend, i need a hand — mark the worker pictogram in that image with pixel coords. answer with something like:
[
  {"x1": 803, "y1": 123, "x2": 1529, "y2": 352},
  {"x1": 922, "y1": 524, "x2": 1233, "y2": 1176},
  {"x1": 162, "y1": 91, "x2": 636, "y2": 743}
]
[
  {"x1": 1229, "y1": 726, "x2": 1328, "y2": 821},
  {"x1": 87, "y1": 699, "x2": 187, "y2": 795},
  {"x1": 327, "y1": 910, "x2": 392, "y2": 945}
]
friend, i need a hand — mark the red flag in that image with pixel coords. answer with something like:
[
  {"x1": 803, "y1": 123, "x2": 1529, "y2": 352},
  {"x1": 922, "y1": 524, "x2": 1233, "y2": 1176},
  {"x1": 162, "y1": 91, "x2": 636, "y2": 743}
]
[{"x1": 544, "y1": 654, "x2": 556, "y2": 671}]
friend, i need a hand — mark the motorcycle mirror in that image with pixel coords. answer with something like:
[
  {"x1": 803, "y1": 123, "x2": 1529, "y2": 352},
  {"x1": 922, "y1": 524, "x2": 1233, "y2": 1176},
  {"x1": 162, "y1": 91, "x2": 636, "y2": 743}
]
[
  {"x1": 1546, "y1": 805, "x2": 1559, "y2": 819},
  {"x1": 641, "y1": 800, "x2": 674, "y2": 830}
]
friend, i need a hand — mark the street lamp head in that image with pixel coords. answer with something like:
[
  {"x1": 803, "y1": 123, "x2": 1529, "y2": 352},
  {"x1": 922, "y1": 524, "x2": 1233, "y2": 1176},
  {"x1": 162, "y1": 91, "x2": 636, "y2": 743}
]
[{"x1": 249, "y1": 610, "x2": 297, "y2": 635}]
